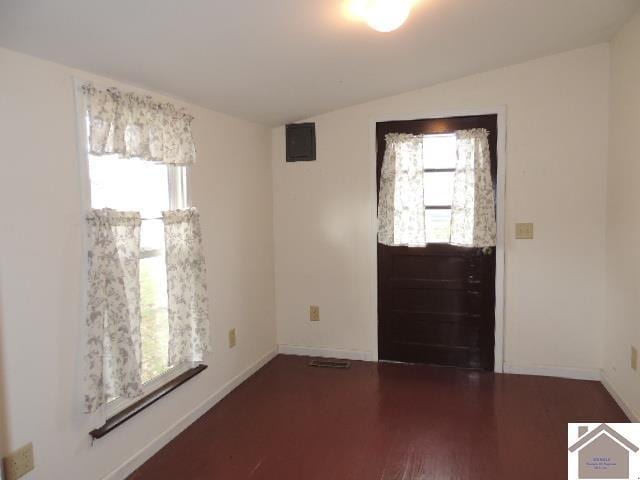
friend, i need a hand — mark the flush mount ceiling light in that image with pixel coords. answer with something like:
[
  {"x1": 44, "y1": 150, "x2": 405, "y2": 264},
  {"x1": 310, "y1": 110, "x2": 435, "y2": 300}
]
[{"x1": 347, "y1": 0, "x2": 414, "y2": 33}]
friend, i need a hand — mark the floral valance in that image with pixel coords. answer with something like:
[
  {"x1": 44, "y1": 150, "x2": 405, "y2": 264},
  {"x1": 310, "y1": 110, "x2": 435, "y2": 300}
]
[{"x1": 81, "y1": 83, "x2": 196, "y2": 165}]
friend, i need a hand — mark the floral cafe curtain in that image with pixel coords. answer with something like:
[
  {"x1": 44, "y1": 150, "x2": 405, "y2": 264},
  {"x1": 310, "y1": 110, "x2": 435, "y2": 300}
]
[
  {"x1": 84, "y1": 209, "x2": 143, "y2": 413},
  {"x1": 163, "y1": 208, "x2": 211, "y2": 365}
]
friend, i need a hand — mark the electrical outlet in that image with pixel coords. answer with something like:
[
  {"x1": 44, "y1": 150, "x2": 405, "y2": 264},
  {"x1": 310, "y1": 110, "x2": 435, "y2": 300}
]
[
  {"x1": 228, "y1": 328, "x2": 237, "y2": 348},
  {"x1": 515, "y1": 223, "x2": 534, "y2": 239},
  {"x1": 3, "y1": 443, "x2": 34, "y2": 480},
  {"x1": 632, "y1": 346, "x2": 638, "y2": 371},
  {"x1": 310, "y1": 305, "x2": 320, "y2": 322}
]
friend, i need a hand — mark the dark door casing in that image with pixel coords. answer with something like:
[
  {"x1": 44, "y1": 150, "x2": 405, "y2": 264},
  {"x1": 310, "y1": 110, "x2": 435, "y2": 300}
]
[{"x1": 377, "y1": 115, "x2": 497, "y2": 370}]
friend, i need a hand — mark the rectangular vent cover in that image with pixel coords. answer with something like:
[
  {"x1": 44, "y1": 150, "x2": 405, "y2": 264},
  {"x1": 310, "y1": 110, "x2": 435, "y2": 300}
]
[{"x1": 309, "y1": 359, "x2": 351, "y2": 369}]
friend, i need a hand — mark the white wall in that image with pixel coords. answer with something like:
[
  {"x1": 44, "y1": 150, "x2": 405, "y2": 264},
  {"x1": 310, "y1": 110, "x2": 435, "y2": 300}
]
[
  {"x1": 0, "y1": 47, "x2": 276, "y2": 479},
  {"x1": 272, "y1": 44, "x2": 610, "y2": 375},
  {"x1": 0, "y1": 33, "x2": 625, "y2": 480},
  {"x1": 603, "y1": 11, "x2": 640, "y2": 420}
]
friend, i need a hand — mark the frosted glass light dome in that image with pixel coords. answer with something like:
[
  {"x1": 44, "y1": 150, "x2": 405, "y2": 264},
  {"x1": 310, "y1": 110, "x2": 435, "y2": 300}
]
[{"x1": 364, "y1": 0, "x2": 412, "y2": 32}]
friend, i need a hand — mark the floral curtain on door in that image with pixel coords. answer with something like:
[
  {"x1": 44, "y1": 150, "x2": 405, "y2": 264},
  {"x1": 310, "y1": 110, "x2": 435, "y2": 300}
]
[
  {"x1": 84, "y1": 209, "x2": 143, "y2": 413},
  {"x1": 450, "y1": 128, "x2": 496, "y2": 247},
  {"x1": 377, "y1": 129, "x2": 496, "y2": 247},
  {"x1": 377, "y1": 133, "x2": 426, "y2": 246}
]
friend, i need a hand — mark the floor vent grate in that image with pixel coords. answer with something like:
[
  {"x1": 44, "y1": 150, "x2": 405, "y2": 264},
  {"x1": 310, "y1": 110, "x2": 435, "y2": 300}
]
[{"x1": 309, "y1": 359, "x2": 351, "y2": 369}]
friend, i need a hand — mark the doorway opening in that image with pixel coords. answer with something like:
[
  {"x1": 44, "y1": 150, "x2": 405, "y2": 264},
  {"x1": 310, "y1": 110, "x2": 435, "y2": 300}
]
[{"x1": 376, "y1": 115, "x2": 498, "y2": 370}]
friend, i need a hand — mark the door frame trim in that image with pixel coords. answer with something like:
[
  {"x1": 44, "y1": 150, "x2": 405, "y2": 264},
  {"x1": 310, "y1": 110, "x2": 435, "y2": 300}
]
[{"x1": 368, "y1": 106, "x2": 507, "y2": 372}]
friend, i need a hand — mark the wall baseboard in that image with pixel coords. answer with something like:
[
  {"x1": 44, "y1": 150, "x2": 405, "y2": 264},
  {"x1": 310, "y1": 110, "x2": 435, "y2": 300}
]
[
  {"x1": 600, "y1": 369, "x2": 640, "y2": 422},
  {"x1": 503, "y1": 363, "x2": 600, "y2": 381},
  {"x1": 278, "y1": 344, "x2": 376, "y2": 362},
  {"x1": 103, "y1": 347, "x2": 279, "y2": 480}
]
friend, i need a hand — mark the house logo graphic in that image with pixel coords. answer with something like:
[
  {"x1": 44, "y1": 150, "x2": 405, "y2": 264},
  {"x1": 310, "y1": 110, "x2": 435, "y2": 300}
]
[{"x1": 568, "y1": 424, "x2": 639, "y2": 479}]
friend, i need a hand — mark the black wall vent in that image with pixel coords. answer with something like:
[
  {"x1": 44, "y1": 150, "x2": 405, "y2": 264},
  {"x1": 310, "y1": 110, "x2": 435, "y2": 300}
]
[
  {"x1": 309, "y1": 359, "x2": 351, "y2": 369},
  {"x1": 286, "y1": 123, "x2": 316, "y2": 162}
]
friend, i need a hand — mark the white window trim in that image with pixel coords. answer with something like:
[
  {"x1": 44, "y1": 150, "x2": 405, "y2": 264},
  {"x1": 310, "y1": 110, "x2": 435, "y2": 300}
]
[
  {"x1": 73, "y1": 77, "x2": 194, "y2": 419},
  {"x1": 105, "y1": 363, "x2": 193, "y2": 417}
]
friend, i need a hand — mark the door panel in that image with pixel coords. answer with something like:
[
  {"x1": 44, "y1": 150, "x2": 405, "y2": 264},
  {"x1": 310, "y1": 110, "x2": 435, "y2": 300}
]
[
  {"x1": 391, "y1": 315, "x2": 481, "y2": 348},
  {"x1": 392, "y1": 285, "x2": 470, "y2": 314},
  {"x1": 377, "y1": 115, "x2": 497, "y2": 370},
  {"x1": 391, "y1": 254, "x2": 467, "y2": 279}
]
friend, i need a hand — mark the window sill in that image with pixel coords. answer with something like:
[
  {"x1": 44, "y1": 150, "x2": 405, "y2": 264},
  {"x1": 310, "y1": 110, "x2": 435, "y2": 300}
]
[{"x1": 89, "y1": 364, "x2": 207, "y2": 440}]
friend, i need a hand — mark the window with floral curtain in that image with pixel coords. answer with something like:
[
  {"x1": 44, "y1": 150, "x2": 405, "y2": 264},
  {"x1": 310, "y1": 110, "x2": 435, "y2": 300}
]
[{"x1": 81, "y1": 83, "x2": 211, "y2": 414}]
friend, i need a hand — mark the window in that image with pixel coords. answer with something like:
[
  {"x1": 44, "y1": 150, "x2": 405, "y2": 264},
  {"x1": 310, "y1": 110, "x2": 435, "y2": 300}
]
[
  {"x1": 87, "y1": 155, "x2": 189, "y2": 397},
  {"x1": 422, "y1": 134, "x2": 457, "y2": 243}
]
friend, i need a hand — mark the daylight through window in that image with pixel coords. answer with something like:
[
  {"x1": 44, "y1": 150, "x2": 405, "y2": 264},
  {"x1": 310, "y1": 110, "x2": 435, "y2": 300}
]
[{"x1": 88, "y1": 155, "x2": 188, "y2": 385}]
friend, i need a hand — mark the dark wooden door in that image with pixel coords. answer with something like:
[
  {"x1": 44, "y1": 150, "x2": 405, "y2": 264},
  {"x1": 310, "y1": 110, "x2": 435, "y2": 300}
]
[{"x1": 377, "y1": 115, "x2": 497, "y2": 370}]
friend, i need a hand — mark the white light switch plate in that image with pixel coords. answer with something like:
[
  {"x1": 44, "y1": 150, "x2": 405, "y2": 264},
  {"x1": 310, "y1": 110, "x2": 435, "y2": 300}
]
[
  {"x1": 228, "y1": 328, "x2": 237, "y2": 348},
  {"x1": 515, "y1": 223, "x2": 534, "y2": 239}
]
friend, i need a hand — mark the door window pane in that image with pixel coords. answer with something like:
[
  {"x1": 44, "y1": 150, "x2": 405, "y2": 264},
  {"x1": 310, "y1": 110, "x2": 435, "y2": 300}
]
[
  {"x1": 423, "y1": 171, "x2": 454, "y2": 206},
  {"x1": 425, "y1": 209, "x2": 452, "y2": 243}
]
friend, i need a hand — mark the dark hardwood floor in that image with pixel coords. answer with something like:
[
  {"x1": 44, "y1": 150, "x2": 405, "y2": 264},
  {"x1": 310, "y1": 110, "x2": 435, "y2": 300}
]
[{"x1": 129, "y1": 355, "x2": 627, "y2": 480}]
